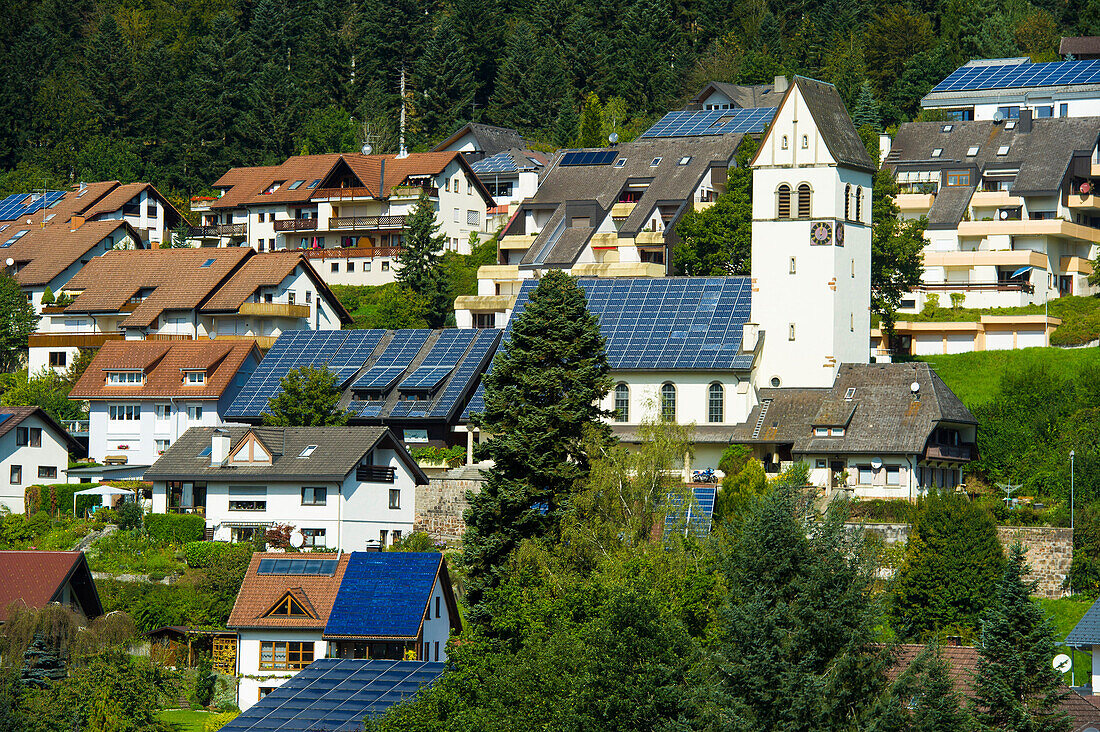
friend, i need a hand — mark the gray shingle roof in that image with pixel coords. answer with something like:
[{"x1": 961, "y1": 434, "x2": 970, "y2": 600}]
[
  {"x1": 144, "y1": 426, "x2": 428, "y2": 483},
  {"x1": 926, "y1": 184, "x2": 976, "y2": 229},
  {"x1": 432, "y1": 123, "x2": 525, "y2": 156},
  {"x1": 1066, "y1": 596, "x2": 1100, "y2": 645},
  {"x1": 1060, "y1": 37, "x2": 1100, "y2": 57},
  {"x1": 693, "y1": 81, "x2": 778, "y2": 109},
  {"x1": 793, "y1": 77, "x2": 877, "y2": 173}
]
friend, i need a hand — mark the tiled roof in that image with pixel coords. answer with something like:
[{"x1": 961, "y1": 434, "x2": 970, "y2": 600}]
[
  {"x1": 144, "y1": 426, "x2": 429, "y2": 483},
  {"x1": 200, "y1": 253, "x2": 302, "y2": 311},
  {"x1": 0, "y1": 406, "x2": 82, "y2": 452},
  {"x1": 68, "y1": 340, "x2": 258, "y2": 400},
  {"x1": 80, "y1": 182, "x2": 184, "y2": 226},
  {"x1": 793, "y1": 76, "x2": 877, "y2": 173},
  {"x1": 1066, "y1": 596, "x2": 1100, "y2": 645},
  {"x1": 62, "y1": 247, "x2": 251, "y2": 327},
  {"x1": 693, "y1": 80, "x2": 778, "y2": 108},
  {"x1": 1061, "y1": 37, "x2": 1100, "y2": 57},
  {"x1": 4, "y1": 220, "x2": 142, "y2": 287},
  {"x1": 324, "y1": 553, "x2": 443, "y2": 639},
  {"x1": 0, "y1": 551, "x2": 102, "y2": 621},
  {"x1": 227, "y1": 552, "x2": 349, "y2": 630},
  {"x1": 432, "y1": 122, "x2": 526, "y2": 155}
]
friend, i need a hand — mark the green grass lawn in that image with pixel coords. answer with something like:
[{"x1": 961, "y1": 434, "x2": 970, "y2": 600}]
[
  {"x1": 1039, "y1": 596, "x2": 1094, "y2": 688},
  {"x1": 918, "y1": 346, "x2": 1100, "y2": 408},
  {"x1": 157, "y1": 709, "x2": 215, "y2": 732}
]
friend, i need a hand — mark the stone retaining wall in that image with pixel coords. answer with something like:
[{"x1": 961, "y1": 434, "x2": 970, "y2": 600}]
[{"x1": 414, "y1": 477, "x2": 478, "y2": 544}]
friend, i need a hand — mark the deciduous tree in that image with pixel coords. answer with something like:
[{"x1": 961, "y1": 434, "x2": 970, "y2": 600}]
[{"x1": 263, "y1": 365, "x2": 349, "y2": 426}]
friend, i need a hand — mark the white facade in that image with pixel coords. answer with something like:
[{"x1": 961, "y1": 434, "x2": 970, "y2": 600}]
[
  {"x1": 238, "y1": 629, "x2": 325, "y2": 710},
  {"x1": 0, "y1": 412, "x2": 72, "y2": 512},
  {"x1": 750, "y1": 83, "x2": 873, "y2": 390}
]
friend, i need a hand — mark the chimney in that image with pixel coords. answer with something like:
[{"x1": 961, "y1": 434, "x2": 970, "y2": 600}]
[
  {"x1": 1018, "y1": 108, "x2": 1033, "y2": 133},
  {"x1": 773, "y1": 75, "x2": 789, "y2": 94},
  {"x1": 70, "y1": 216, "x2": 85, "y2": 231},
  {"x1": 379, "y1": 158, "x2": 385, "y2": 200},
  {"x1": 741, "y1": 322, "x2": 759, "y2": 351},
  {"x1": 685, "y1": 101, "x2": 702, "y2": 111},
  {"x1": 210, "y1": 428, "x2": 231, "y2": 467}
]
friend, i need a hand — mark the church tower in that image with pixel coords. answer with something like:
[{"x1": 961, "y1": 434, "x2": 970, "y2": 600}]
[{"x1": 749, "y1": 77, "x2": 875, "y2": 390}]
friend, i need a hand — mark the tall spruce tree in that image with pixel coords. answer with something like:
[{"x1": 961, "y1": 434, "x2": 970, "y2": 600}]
[
  {"x1": 851, "y1": 81, "x2": 882, "y2": 131},
  {"x1": 0, "y1": 272, "x2": 38, "y2": 372},
  {"x1": 464, "y1": 270, "x2": 612, "y2": 626},
  {"x1": 970, "y1": 545, "x2": 1070, "y2": 732},
  {"x1": 869, "y1": 643, "x2": 972, "y2": 732},
  {"x1": 396, "y1": 191, "x2": 450, "y2": 328}
]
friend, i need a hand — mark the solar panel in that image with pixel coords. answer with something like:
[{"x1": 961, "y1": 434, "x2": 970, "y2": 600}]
[
  {"x1": 325, "y1": 553, "x2": 441, "y2": 637},
  {"x1": 640, "y1": 107, "x2": 776, "y2": 139},
  {"x1": 257, "y1": 558, "x2": 339, "y2": 575},
  {"x1": 218, "y1": 659, "x2": 446, "y2": 732},
  {"x1": 0, "y1": 414, "x2": 11, "y2": 426},
  {"x1": 350, "y1": 330, "x2": 431, "y2": 393},
  {"x1": 471, "y1": 151, "x2": 520, "y2": 175},
  {"x1": 438, "y1": 329, "x2": 499, "y2": 419},
  {"x1": 399, "y1": 330, "x2": 476, "y2": 391},
  {"x1": 665, "y1": 484, "x2": 717, "y2": 537},
  {"x1": 930, "y1": 59, "x2": 1100, "y2": 93},
  {"x1": 559, "y1": 149, "x2": 619, "y2": 166}
]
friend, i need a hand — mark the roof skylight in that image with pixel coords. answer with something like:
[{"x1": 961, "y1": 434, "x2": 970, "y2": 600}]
[
  {"x1": 288, "y1": 180, "x2": 306, "y2": 190},
  {"x1": 997, "y1": 145, "x2": 1010, "y2": 155},
  {"x1": 298, "y1": 445, "x2": 318, "y2": 458},
  {"x1": 966, "y1": 146, "x2": 979, "y2": 156},
  {"x1": 931, "y1": 148, "x2": 943, "y2": 158}
]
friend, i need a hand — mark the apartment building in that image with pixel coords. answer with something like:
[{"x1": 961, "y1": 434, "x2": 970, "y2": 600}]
[
  {"x1": 0, "y1": 407, "x2": 81, "y2": 512},
  {"x1": 191, "y1": 151, "x2": 494, "y2": 287},
  {"x1": 30, "y1": 247, "x2": 349, "y2": 373},
  {"x1": 885, "y1": 113, "x2": 1100, "y2": 311},
  {"x1": 469, "y1": 149, "x2": 547, "y2": 230}
]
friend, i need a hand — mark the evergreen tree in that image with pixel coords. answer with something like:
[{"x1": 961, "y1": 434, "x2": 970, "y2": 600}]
[
  {"x1": 263, "y1": 366, "x2": 349, "y2": 426},
  {"x1": 852, "y1": 81, "x2": 882, "y2": 131},
  {"x1": 0, "y1": 272, "x2": 38, "y2": 372},
  {"x1": 553, "y1": 95, "x2": 579, "y2": 148},
  {"x1": 871, "y1": 165, "x2": 926, "y2": 350},
  {"x1": 577, "y1": 92, "x2": 604, "y2": 147},
  {"x1": 464, "y1": 270, "x2": 612, "y2": 626},
  {"x1": 971, "y1": 545, "x2": 1069, "y2": 732},
  {"x1": 415, "y1": 16, "x2": 476, "y2": 145},
  {"x1": 395, "y1": 191, "x2": 450, "y2": 328},
  {"x1": 20, "y1": 632, "x2": 67, "y2": 688},
  {"x1": 911, "y1": 644, "x2": 971, "y2": 731},
  {"x1": 891, "y1": 492, "x2": 1005, "y2": 640}
]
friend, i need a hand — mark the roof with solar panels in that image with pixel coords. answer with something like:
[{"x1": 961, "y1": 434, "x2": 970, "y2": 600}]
[{"x1": 922, "y1": 57, "x2": 1100, "y2": 106}]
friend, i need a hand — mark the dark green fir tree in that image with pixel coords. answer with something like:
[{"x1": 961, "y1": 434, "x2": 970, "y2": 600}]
[{"x1": 395, "y1": 190, "x2": 451, "y2": 328}]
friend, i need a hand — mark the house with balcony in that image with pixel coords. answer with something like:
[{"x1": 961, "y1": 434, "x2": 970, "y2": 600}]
[
  {"x1": 469, "y1": 149, "x2": 548, "y2": 230},
  {"x1": 146, "y1": 426, "x2": 429, "y2": 550},
  {"x1": 921, "y1": 57, "x2": 1100, "y2": 120},
  {"x1": 884, "y1": 113, "x2": 1100, "y2": 311},
  {"x1": 0, "y1": 407, "x2": 82, "y2": 513},
  {"x1": 30, "y1": 247, "x2": 350, "y2": 373},
  {"x1": 190, "y1": 151, "x2": 494, "y2": 287},
  {"x1": 67, "y1": 340, "x2": 260, "y2": 473},
  {"x1": 228, "y1": 550, "x2": 458, "y2": 711}
]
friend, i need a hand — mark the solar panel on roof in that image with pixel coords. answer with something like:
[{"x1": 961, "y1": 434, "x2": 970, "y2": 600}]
[
  {"x1": 439, "y1": 329, "x2": 499, "y2": 419},
  {"x1": 350, "y1": 330, "x2": 430, "y2": 393},
  {"x1": 325, "y1": 553, "x2": 441, "y2": 638},
  {"x1": 931, "y1": 59, "x2": 1100, "y2": 93},
  {"x1": 257, "y1": 557, "x2": 338, "y2": 575},
  {"x1": 665, "y1": 483, "x2": 717, "y2": 537},
  {"x1": 640, "y1": 107, "x2": 776, "y2": 139},
  {"x1": 470, "y1": 152, "x2": 520, "y2": 175},
  {"x1": 559, "y1": 149, "x2": 619, "y2": 166}
]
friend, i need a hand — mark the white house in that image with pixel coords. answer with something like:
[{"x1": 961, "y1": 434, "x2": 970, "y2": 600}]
[
  {"x1": 229, "y1": 551, "x2": 460, "y2": 709},
  {"x1": 0, "y1": 407, "x2": 81, "y2": 513},
  {"x1": 67, "y1": 340, "x2": 260, "y2": 472},
  {"x1": 690, "y1": 78, "x2": 785, "y2": 110},
  {"x1": 145, "y1": 426, "x2": 429, "y2": 549},
  {"x1": 468, "y1": 149, "x2": 547, "y2": 230}
]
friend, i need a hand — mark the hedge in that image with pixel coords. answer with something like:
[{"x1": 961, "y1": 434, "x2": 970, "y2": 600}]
[
  {"x1": 144, "y1": 513, "x2": 205, "y2": 545},
  {"x1": 183, "y1": 540, "x2": 253, "y2": 568},
  {"x1": 24, "y1": 484, "x2": 85, "y2": 517}
]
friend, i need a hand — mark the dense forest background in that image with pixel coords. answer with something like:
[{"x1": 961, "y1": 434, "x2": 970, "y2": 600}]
[{"x1": 0, "y1": 0, "x2": 1091, "y2": 203}]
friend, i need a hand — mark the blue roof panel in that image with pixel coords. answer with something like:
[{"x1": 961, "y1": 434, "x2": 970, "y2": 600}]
[
  {"x1": 931, "y1": 59, "x2": 1100, "y2": 93},
  {"x1": 324, "y1": 552, "x2": 442, "y2": 638},
  {"x1": 641, "y1": 107, "x2": 776, "y2": 138}
]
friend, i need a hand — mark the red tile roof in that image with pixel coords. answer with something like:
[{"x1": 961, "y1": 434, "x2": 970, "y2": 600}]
[
  {"x1": 228, "y1": 553, "x2": 350, "y2": 630},
  {"x1": 4, "y1": 220, "x2": 142, "y2": 287},
  {"x1": 0, "y1": 551, "x2": 102, "y2": 621},
  {"x1": 68, "y1": 340, "x2": 259, "y2": 400}
]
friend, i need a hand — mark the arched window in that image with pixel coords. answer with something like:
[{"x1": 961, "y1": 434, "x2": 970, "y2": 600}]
[
  {"x1": 855, "y1": 186, "x2": 863, "y2": 222},
  {"x1": 614, "y1": 383, "x2": 629, "y2": 423},
  {"x1": 844, "y1": 184, "x2": 851, "y2": 220},
  {"x1": 781, "y1": 135, "x2": 789, "y2": 150},
  {"x1": 797, "y1": 184, "x2": 812, "y2": 218},
  {"x1": 660, "y1": 383, "x2": 676, "y2": 422},
  {"x1": 777, "y1": 184, "x2": 791, "y2": 219},
  {"x1": 707, "y1": 383, "x2": 724, "y2": 423}
]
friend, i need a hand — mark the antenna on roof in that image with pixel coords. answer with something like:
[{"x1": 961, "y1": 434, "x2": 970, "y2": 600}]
[{"x1": 397, "y1": 65, "x2": 409, "y2": 159}]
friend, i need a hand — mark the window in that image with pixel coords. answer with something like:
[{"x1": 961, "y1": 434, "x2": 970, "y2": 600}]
[
  {"x1": 776, "y1": 184, "x2": 791, "y2": 219},
  {"x1": 154, "y1": 403, "x2": 170, "y2": 419},
  {"x1": 997, "y1": 106, "x2": 1020, "y2": 119},
  {"x1": 49, "y1": 351, "x2": 67, "y2": 368},
  {"x1": 858, "y1": 465, "x2": 874, "y2": 485},
  {"x1": 886, "y1": 466, "x2": 901, "y2": 486},
  {"x1": 931, "y1": 148, "x2": 943, "y2": 158},
  {"x1": 266, "y1": 593, "x2": 311, "y2": 617},
  {"x1": 302, "y1": 528, "x2": 325, "y2": 547},
  {"x1": 22, "y1": 427, "x2": 42, "y2": 447},
  {"x1": 393, "y1": 529, "x2": 402, "y2": 543},
  {"x1": 259, "y1": 688, "x2": 276, "y2": 701},
  {"x1": 389, "y1": 489, "x2": 401, "y2": 509},
  {"x1": 381, "y1": 261, "x2": 390, "y2": 271},
  {"x1": 789, "y1": 256, "x2": 796, "y2": 274},
  {"x1": 257, "y1": 212, "x2": 265, "y2": 222},
  {"x1": 434, "y1": 641, "x2": 440, "y2": 661},
  {"x1": 946, "y1": 171, "x2": 970, "y2": 187},
  {"x1": 185, "y1": 371, "x2": 206, "y2": 385},
  {"x1": 788, "y1": 323, "x2": 796, "y2": 341},
  {"x1": 453, "y1": 208, "x2": 459, "y2": 222},
  {"x1": 331, "y1": 262, "x2": 339, "y2": 273},
  {"x1": 650, "y1": 157, "x2": 662, "y2": 167},
  {"x1": 201, "y1": 258, "x2": 215, "y2": 268},
  {"x1": 301, "y1": 486, "x2": 327, "y2": 505},
  {"x1": 229, "y1": 492, "x2": 266, "y2": 511},
  {"x1": 288, "y1": 179, "x2": 305, "y2": 190},
  {"x1": 231, "y1": 526, "x2": 257, "y2": 542},
  {"x1": 187, "y1": 405, "x2": 203, "y2": 420},
  {"x1": 613, "y1": 158, "x2": 626, "y2": 168},
  {"x1": 306, "y1": 291, "x2": 312, "y2": 303},
  {"x1": 966, "y1": 145, "x2": 979, "y2": 156},
  {"x1": 816, "y1": 459, "x2": 827, "y2": 469},
  {"x1": 1, "y1": 230, "x2": 28, "y2": 247},
  {"x1": 107, "y1": 371, "x2": 143, "y2": 385},
  {"x1": 796, "y1": 184, "x2": 811, "y2": 218},
  {"x1": 941, "y1": 124, "x2": 953, "y2": 132},
  {"x1": 1060, "y1": 103, "x2": 1069, "y2": 118},
  {"x1": 37, "y1": 466, "x2": 57, "y2": 480},
  {"x1": 781, "y1": 135, "x2": 789, "y2": 150},
  {"x1": 379, "y1": 529, "x2": 389, "y2": 546},
  {"x1": 1035, "y1": 105, "x2": 1053, "y2": 118},
  {"x1": 156, "y1": 439, "x2": 170, "y2": 454},
  {"x1": 466, "y1": 210, "x2": 479, "y2": 226},
  {"x1": 660, "y1": 383, "x2": 676, "y2": 422},
  {"x1": 288, "y1": 292, "x2": 295, "y2": 305},
  {"x1": 707, "y1": 383, "x2": 724, "y2": 423},
  {"x1": 259, "y1": 641, "x2": 314, "y2": 670},
  {"x1": 455, "y1": 178, "x2": 461, "y2": 194},
  {"x1": 997, "y1": 145, "x2": 1010, "y2": 156},
  {"x1": 613, "y1": 383, "x2": 629, "y2": 423},
  {"x1": 814, "y1": 427, "x2": 828, "y2": 436},
  {"x1": 299, "y1": 445, "x2": 317, "y2": 458},
  {"x1": 9, "y1": 465, "x2": 20, "y2": 485},
  {"x1": 830, "y1": 427, "x2": 844, "y2": 436},
  {"x1": 844, "y1": 184, "x2": 851, "y2": 220},
  {"x1": 678, "y1": 156, "x2": 691, "y2": 165},
  {"x1": 801, "y1": 134, "x2": 808, "y2": 149},
  {"x1": 855, "y1": 187, "x2": 862, "y2": 222},
  {"x1": 108, "y1": 405, "x2": 140, "y2": 421}
]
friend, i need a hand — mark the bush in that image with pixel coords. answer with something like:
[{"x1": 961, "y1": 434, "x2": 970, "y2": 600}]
[
  {"x1": 410, "y1": 445, "x2": 466, "y2": 467},
  {"x1": 25, "y1": 483, "x2": 83, "y2": 517},
  {"x1": 116, "y1": 501, "x2": 143, "y2": 530},
  {"x1": 193, "y1": 657, "x2": 215, "y2": 707},
  {"x1": 94, "y1": 508, "x2": 117, "y2": 525},
  {"x1": 184, "y1": 541, "x2": 219, "y2": 568},
  {"x1": 848, "y1": 499, "x2": 915, "y2": 523},
  {"x1": 203, "y1": 712, "x2": 239, "y2": 732},
  {"x1": 144, "y1": 513, "x2": 205, "y2": 545}
]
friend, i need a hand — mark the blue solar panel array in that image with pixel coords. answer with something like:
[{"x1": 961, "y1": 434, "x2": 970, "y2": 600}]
[
  {"x1": 0, "y1": 191, "x2": 64, "y2": 221},
  {"x1": 257, "y1": 558, "x2": 338, "y2": 575},
  {"x1": 218, "y1": 659, "x2": 446, "y2": 732},
  {"x1": 641, "y1": 107, "x2": 776, "y2": 139},
  {"x1": 227, "y1": 330, "x2": 385, "y2": 417},
  {"x1": 471, "y1": 151, "x2": 520, "y2": 175},
  {"x1": 442, "y1": 330, "x2": 498, "y2": 419},
  {"x1": 351, "y1": 330, "x2": 431, "y2": 392},
  {"x1": 325, "y1": 552, "x2": 442, "y2": 638},
  {"x1": 665, "y1": 484, "x2": 717, "y2": 537},
  {"x1": 559, "y1": 149, "x2": 619, "y2": 166},
  {"x1": 931, "y1": 59, "x2": 1100, "y2": 93},
  {"x1": 399, "y1": 330, "x2": 476, "y2": 391}
]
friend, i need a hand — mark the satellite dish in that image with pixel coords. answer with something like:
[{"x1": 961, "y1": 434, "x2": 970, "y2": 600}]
[
  {"x1": 289, "y1": 530, "x2": 304, "y2": 549},
  {"x1": 608, "y1": 132, "x2": 619, "y2": 144},
  {"x1": 4, "y1": 258, "x2": 12, "y2": 267},
  {"x1": 993, "y1": 111, "x2": 1006, "y2": 122},
  {"x1": 911, "y1": 381, "x2": 921, "y2": 394},
  {"x1": 208, "y1": 331, "x2": 217, "y2": 340},
  {"x1": 1053, "y1": 653, "x2": 1072, "y2": 673},
  {"x1": 999, "y1": 209, "x2": 1009, "y2": 219},
  {"x1": 1082, "y1": 182, "x2": 1092, "y2": 195},
  {"x1": 361, "y1": 143, "x2": 373, "y2": 155},
  {"x1": 871, "y1": 457, "x2": 883, "y2": 470}
]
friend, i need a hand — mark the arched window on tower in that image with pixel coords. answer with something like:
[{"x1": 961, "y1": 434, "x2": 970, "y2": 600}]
[
  {"x1": 707, "y1": 382, "x2": 724, "y2": 423},
  {"x1": 855, "y1": 186, "x2": 863, "y2": 222},
  {"x1": 777, "y1": 184, "x2": 791, "y2": 219},
  {"x1": 844, "y1": 184, "x2": 851, "y2": 221},
  {"x1": 797, "y1": 184, "x2": 812, "y2": 218},
  {"x1": 614, "y1": 383, "x2": 629, "y2": 423}
]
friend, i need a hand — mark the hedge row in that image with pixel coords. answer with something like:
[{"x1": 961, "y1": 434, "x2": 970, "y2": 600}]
[
  {"x1": 183, "y1": 540, "x2": 253, "y2": 569},
  {"x1": 144, "y1": 513, "x2": 205, "y2": 545},
  {"x1": 24, "y1": 484, "x2": 84, "y2": 517}
]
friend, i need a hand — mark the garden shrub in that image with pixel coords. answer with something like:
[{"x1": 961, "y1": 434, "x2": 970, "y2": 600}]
[
  {"x1": 144, "y1": 513, "x2": 205, "y2": 545},
  {"x1": 848, "y1": 499, "x2": 915, "y2": 523},
  {"x1": 203, "y1": 712, "x2": 239, "y2": 732},
  {"x1": 116, "y1": 501, "x2": 143, "y2": 530},
  {"x1": 184, "y1": 541, "x2": 221, "y2": 568}
]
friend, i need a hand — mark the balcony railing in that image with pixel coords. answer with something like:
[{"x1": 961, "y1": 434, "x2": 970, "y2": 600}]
[
  {"x1": 356, "y1": 465, "x2": 396, "y2": 483},
  {"x1": 238, "y1": 302, "x2": 312, "y2": 318},
  {"x1": 64, "y1": 420, "x2": 89, "y2": 437},
  {"x1": 274, "y1": 218, "x2": 318, "y2": 232},
  {"x1": 189, "y1": 223, "x2": 247, "y2": 237},
  {"x1": 916, "y1": 282, "x2": 1034, "y2": 293},
  {"x1": 28, "y1": 332, "x2": 125, "y2": 348},
  {"x1": 329, "y1": 215, "x2": 407, "y2": 231},
  {"x1": 924, "y1": 442, "x2": 975, "y2": 462},
  {"x1": 302, "y1": 246, "x2": 402, "y2": 260},
  {"x1": 313, "y1": 186, "x2": 375, "y2": 200}
]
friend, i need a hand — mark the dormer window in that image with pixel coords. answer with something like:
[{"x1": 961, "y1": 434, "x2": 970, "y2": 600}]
[
  {"x1": 298, "y1": 445, "x2": 317, "y2": 458},
  {"x1": 966, "y1": 146, "x2": 979, "y2": 157},
  {"x1": 265, "y1": 593, "x2": 312, "y2": 618},
  {"x1": 941, "y1": 124, "x2": 953, "y2": 133},
  {"x1": 107, "y1": 371, "x2": 143, "y2": 385},
  {"x1": 931, "y1": 148, "x2": 943, "y2": 158},
  {"x1": 997, "y1": 145, "x2": 1010, "y2": 156},
  {"x1": 264, "y1": 181, "x2": 284, "y2": 194},
  {"x1": 185, "y1": 371, "x2": 206, "y2": 385}
]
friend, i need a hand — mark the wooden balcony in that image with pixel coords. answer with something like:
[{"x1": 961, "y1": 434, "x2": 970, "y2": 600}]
[
  {"x1": 302, "y1": 246, "x2": 402, "y2": 260},
  {"x1": 238, "y1": 302, "x2": 311, "y2": 318},
  {"x1": 28, "y1": 332, "x2": 124, "y2": 348},
  {"x1": 328, "y1": 215, "x2": 407, "y2": 231},
  {"x1": 924, "y1": 442, "x2": 975, "y2": 462},
  {"x1": 356, "y1": 465, "x2": 396, "y2": 483},
  {"x1": 274, "y1": 218, "x2": 318, "y2": 232},
  {"x1": 313, "y1": 186, "x2": 375, "y2": 200},
  {"x1": 189, "y1": 223, "x2": 246, "y2": 238},
  {"x1": 146, "y1": 333, "x2": 195, "y2": 341}
]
